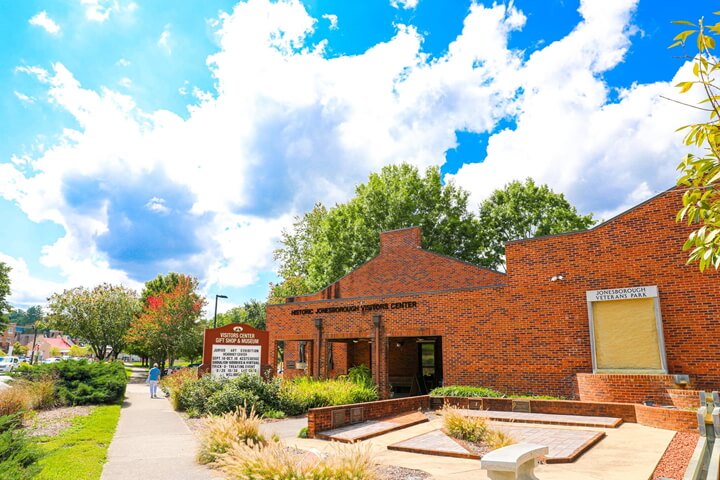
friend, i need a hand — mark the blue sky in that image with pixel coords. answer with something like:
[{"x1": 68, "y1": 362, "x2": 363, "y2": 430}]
[{"x1": 0, "y1": 0, "x2": 713, "y2": 311}]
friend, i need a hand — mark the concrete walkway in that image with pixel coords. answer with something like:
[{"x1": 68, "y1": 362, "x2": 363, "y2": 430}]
[{"x1": 101, "y1": 382, "x2": 218, "y2": 480}]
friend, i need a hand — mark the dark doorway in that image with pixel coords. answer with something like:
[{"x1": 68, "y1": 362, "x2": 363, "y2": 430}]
[{"x1": 388, "y1": 336, "x2": 442, "y2": 397}]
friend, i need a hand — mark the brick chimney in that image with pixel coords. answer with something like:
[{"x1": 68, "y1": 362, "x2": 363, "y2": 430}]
[{"x1": 379, "y1": 226, "x2": 422, "y2": 253}]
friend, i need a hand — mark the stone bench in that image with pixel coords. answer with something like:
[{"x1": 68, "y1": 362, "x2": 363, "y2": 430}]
[{"x1": 480, "y1": 443, "x2": 549, "y2": 480}]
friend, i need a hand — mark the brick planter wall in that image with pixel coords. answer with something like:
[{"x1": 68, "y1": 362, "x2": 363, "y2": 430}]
[
  {"x1": 577, "y1": 373, "x2": 693, "y2": 405},
  {"x1": 667, "y1": 389, "x2": 702, "y2": 409},
  {"x1": 434, "y1": 397, "x2": 637, "y2": 423},
  {"x1": 307, "y1": 396, "x2": 429, "y2": 437},
  {"x1": 634, "y1": 404, "x2": 698, "y2": 432}
]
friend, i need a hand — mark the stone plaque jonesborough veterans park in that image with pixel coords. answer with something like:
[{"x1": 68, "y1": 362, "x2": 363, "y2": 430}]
[{"x1": 198, "y1": 323, "x2": 269, "y2": 378}]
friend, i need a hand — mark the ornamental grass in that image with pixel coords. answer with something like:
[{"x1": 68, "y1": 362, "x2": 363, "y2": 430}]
[
  {"x1": 197, "y1": 406, "x2": 267, "y2": 465},
  {"x1": 442, "y1": 406, "x2": 516, "y2": 449},
  {"x1": 442, "y1": 406, "x2": 488, "y2": 442},
  {"x1": 215, "y1": 440, "x2": 377, "y2": 480}
]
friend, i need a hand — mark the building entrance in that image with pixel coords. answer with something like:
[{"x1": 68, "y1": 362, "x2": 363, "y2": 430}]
[{"x1": 388, "y1": 336, "x2": 442, "y2": 397}]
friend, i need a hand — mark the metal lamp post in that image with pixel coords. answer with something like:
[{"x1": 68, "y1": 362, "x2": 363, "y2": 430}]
[{"x1": 213, "y1": 294, "x2": 228, "y2": 328}]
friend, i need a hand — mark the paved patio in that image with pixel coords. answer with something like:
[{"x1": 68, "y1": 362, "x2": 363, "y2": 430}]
[
  {"x1": 288, "y1": 416, "x2": 675, "y2": 479},
  {"x1": 388, "y1": 424, "x2": 605, "y2": 463},
  {"x1": 317, "y1": 411, "x2": 428, "y2": 442}
]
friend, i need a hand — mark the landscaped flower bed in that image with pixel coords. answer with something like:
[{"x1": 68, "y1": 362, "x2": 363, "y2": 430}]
[{"x1": 160, "y1": 369, "x2": 379, "y2": 418}]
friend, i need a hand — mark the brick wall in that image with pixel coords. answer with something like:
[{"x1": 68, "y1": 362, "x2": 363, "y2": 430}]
[
  {"x1": 577, "y1": 373, "x2": 694, "y2": 405},
  {"x1": 435, "y1": 396, "x2": 638, "y2": 423},
  {"x1": 269, "y1": 189, "x2": 720, "y2": 401},
  {"x1": 634, "y1": 404, "x2": 698, "y2": 432},
  {"x1": 307, "y1": 396, "x2": 430, "y2": 437},
  {"x1": 288, "y1": 227, "x2": 506, "y2": 302},
  {"x1": 667, "y1": 389, "x2": 703, "y2": 409}
]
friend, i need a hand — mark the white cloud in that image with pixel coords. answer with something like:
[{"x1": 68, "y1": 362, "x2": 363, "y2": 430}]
[
  {"x1": 14, "y1": 91, "x2": 34, "y2": 104},
  {"x1": 158, "y1": 25, "x2": 171, "y2": 54},
  {"x1": 116, "y1": 58, "x2": 131, "y2": 67},
  {"x1": 3, "y1": 0, "x2": 703, "y2": 303},
  {"x1": 322, "y1": 13, "x2": 338, "y2": 30},
  {"x1": 118, "y1": 77, "x2": 132, "y2": 88},
  {"x1": 449, "y1": 0, "x2": 704, "y2": 219},
  {"x1": 29, "y1": 11, "x2": 61, "y2": 35},
  {"x1": 145, "y1": 197, "x2": 169, "y2": 214},
  {"x1": 81, "y1": 0, "x2": 136, "y2": 23},
  {"x1": 0, "y1": 254, "x2": 64, "y2": 307},
  {"x1": 390, "y1": 0, "x2": 419, "y2": 10}
]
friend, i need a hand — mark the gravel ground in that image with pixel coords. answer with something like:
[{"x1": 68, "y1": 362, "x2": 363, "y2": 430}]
[
  {"x1": 652, "y1": 431, "x2": 699, "y2": 480},
  {"x1": 25, "y1": 406, "x2": 93, "y2": 437},
  {"x1": 377, "y1": 464, "x2": 431, "y2": 479}
]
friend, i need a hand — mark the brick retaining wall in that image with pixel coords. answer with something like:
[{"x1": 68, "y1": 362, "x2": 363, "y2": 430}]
[
  {"x1": 577, "y1": 373, "x2": 695, "y2": 405},
  {"x1": 307, "y1": 396, "x2": 429, "y2": 437}
]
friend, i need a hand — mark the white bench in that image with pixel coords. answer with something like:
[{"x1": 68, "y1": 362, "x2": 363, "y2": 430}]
[{"x1": 480, "y1": 443, "x2": 548, "y2": 480}]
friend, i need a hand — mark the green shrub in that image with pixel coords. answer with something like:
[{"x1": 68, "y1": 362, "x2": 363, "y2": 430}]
[
  {"x1": 297, "y1": 426, "x2": 308, "y2": 438},
  {"x1": 346, "y1": 365, "x2": 374, "y2": 389},
  {"x1": 430, "y1": 385, "x2": 565, "y2": 400},
  {"x1": 206, "y1": 387, "x2": 262, "y2": 416},
  {"x1": 430, "y1": 385, "x2": 505, "y2": 398},
  {"x1": 160, "y1": 368, "x2": 198, "y2": 410},
  {"x1": 263, "y1": 410, "x2": 285, "y2": 419},
  {"x1": 177, "y1": 375, "x2": 225, "y2": 413},
  {"x1": 279, "y1": 377, "x2": 378, "y2": 416},
  {"x1": 16, "y1": 360, "x2": 127, "y2": 405},
  {"x1": 0, "y1": 414, "x2": 42, "y2": 480}
]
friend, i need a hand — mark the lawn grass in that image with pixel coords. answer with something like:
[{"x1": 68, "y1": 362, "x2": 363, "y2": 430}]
[{"x1": 34, "y1": 405, "x2": 121, "y2": 480}]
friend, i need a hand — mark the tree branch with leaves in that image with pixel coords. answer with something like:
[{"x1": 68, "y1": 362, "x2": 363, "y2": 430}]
[{"x1": 670, "y1": 15, "x2": 720, "y2": 271}]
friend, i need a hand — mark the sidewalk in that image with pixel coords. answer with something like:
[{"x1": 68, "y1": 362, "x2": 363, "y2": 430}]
[{"x1": 101, "y1": 381, "x2": 218, "y2": 480}]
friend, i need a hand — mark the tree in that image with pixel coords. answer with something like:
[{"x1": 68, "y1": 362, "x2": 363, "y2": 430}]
[
  {"x1": 126, "y1": 275, "x2": 206, "y2": 366},
  {"x1": 12, "y1": 342, "x2": 28, "y2": 356},
  {"x1": 8, "y1": 305, "x2": 44, "y2": 327},
  {"x1": 0, "y1": 263, "x2": 11, "y2": 328},
  {"x1": 46, "y1": 284, "x2": 140, "y2": 360},
  {"x1": 270, "y1": 164, "x2": 485, "y2": 301},
  {"x1": 476, "y1": 179, "x2": 596, "y2": 270},
  {"x1": 141, "y1": 272, "x2": 183, "y2": 304},
  {"x1": 215, "y1": 299, "x2": 267, "y2": 330},
  {"x1": 69, "y1": 345, "x2": 91, "y2": 357},
  {"x1": 670, "y1": 16, "x2": 720, "y2": 271}
]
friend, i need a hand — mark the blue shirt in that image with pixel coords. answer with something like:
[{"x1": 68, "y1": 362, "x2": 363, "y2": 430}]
[{"x1": 148, "y1": 367, "x2": 161, "y2": 381}]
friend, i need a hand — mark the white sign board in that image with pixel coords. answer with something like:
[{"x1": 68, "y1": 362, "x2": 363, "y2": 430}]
[
  {"x1": 211, "y1": 345, "x2": 261, "y2": 378},
  {"x1": 586, "y1": 285, "x2": 658, "y2": 302}
]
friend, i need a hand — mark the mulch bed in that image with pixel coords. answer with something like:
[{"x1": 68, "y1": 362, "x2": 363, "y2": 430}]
[
  {"x1": 651, "y1": 431, "x2": 700, "y2": 480},
  {"x1": 25, "y1": 406, "x2": 93, "y2": 437}
]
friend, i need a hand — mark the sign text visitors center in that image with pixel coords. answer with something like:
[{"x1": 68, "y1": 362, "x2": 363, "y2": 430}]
[{"x1": 290, "y1": 301, "x2": 418, "y2": 316}]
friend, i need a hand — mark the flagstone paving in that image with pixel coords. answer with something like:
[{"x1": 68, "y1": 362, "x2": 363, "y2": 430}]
[
  {"x1": 317, "y1": 411, "x2": 428, "y2": 442},
  {"x1": 458, "y1": 409, "x2": 622, "y2": 428},
  {"x1": 388, "y1": 424, "x2": 605, "y2": 463}
]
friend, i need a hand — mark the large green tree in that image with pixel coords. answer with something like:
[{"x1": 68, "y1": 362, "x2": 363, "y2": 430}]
[
  {"x1": 270, "y1": 164, "x2": 484, "y2": 302},
  {"x1": 670, "y1": 16, "x2": 720, "y2": 271},
  {"x1": 477, "y1": 179, "x2": 596, "y2": 270},
  {"x1": 8, "y1": 306, "x2": 44, "y2": 326},
  {"x1": 0, "y1": 263, "x2": 10, "y2": 328},
  {"x1": 215, "y1": 299, "x2": 267, "y2": 330},
  {"x1": 46, "y1": 284, "x2": 141, "y2": 360}
]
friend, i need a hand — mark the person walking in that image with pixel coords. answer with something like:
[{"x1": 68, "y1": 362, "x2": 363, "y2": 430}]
[{"x1": 147, "y1": 363, "x2": 161, "y2": 398}]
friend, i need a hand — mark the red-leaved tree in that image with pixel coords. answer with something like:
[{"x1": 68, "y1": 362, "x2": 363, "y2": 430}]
[{"x1": 126, "y1": 274, "x2": 206, "y2": 367}]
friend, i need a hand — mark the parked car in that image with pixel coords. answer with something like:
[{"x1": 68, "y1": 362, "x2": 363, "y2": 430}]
[
  {"x1": 42, "y1": 357, "x2": 63, "y2": 364},
  {"x1": 0, "y1": 356, "x2": 20, "y2": 372}
]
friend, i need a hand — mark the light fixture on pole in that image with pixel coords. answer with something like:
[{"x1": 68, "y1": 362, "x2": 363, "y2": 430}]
[{"x1": 213, "y1": 294, "x2": 228, "y2": 328}]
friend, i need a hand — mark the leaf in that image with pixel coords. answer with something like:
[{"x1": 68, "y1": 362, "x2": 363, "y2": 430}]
[
  {"x1": 672, "y1": 20, "x2": 696, "y2": 26},
  {"x1": 676, "y1": 81, "x2": 695, "y2": 93}
]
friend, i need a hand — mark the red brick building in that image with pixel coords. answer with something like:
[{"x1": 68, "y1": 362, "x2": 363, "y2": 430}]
[{"x1": 266, "y1": 188, "x2": 720, "y2": 404}]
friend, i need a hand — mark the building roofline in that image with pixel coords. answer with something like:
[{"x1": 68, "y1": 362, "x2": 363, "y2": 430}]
[
  {"x1": 287, "y1": 233, "x2": 505, "y2": 303},
  {"x1": 505, "y1": 185, "x2": 679, "y2": 246},
  {"x1": 268, "y1": 282, "x2": 508, "y2": 308}
]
